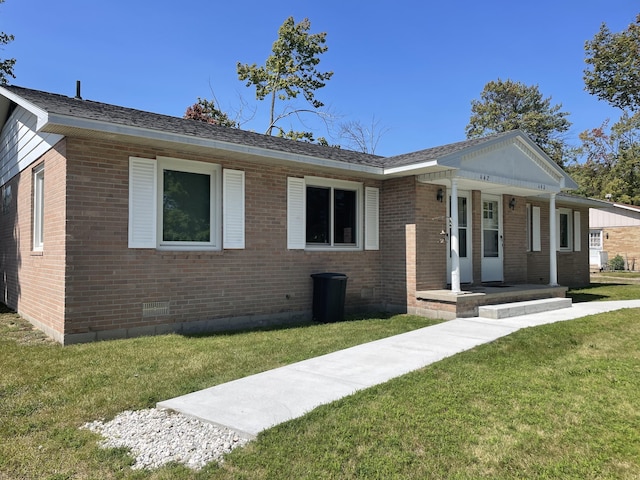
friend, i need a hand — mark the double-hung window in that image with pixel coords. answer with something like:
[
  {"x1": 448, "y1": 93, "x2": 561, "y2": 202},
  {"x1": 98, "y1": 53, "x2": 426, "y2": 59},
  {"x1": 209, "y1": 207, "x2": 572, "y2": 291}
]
[
  {"x1": 159, "y1": 157, "x2": 219, "y2": 249},
  {"x1": 589, "y1": 230, "x2": 603, "y2": 250},
  {"x1": 129, "y1": 157, "x2": 244, "y2": 251},
  {"x1": 287, "y1": 176, "x2": 379, "y2": 251},
  {"x1": 33, "y1": 164, "x2": 45, "y2": 251},
  {"x1": 306, "y1": 183, "x2": 357, "y2": 246},
  {"x1": 556, "y1": 207, "x2": 581, "y2": 252},
  {"x1": 557, "y1": 208, "x2": 572, "y2": 251}
]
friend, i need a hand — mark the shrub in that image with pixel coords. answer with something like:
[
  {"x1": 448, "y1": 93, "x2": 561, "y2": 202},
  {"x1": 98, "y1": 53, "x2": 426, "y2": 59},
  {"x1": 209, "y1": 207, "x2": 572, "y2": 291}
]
[{"x1": 609, "y1": 254, "x2": 625, "y2": 271}]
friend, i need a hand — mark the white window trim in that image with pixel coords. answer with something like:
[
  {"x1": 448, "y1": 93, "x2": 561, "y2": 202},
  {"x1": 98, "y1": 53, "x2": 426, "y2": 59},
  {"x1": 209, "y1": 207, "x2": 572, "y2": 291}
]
[
  {"x1": 304, "y1": 176, "x2": 364, "y2": 251},
  {"x1": 589, "y1": 230, "x2": 603, "y2": 250},
  {"x1": 157, "y1": 156, "x2": 221, "y2": 251},
  {"x1": 129, "y1": 157, "x2": 242, "y2": 251},
  {"x1": 33, "y1": 164, "x2": 44, "y2": 251},
  {"x1": 288, "y1": 176, "x2": 375, "y2": 252}
]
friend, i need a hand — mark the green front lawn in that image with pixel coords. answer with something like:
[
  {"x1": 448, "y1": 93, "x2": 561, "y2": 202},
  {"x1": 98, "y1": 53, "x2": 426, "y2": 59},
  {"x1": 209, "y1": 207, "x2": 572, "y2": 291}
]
[{"x1": 1, "y1": 284, "x2": 639, "y2": 479}]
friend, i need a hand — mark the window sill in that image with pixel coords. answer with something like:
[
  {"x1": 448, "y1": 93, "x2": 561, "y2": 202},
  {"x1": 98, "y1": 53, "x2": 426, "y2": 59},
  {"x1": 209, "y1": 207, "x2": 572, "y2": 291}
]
[
  {"x1": 156, "y1": 246, "x2": 221, "y2": 252},
  {"x1": 305, "y1": 245, "x2": 362, "y2": 252}
]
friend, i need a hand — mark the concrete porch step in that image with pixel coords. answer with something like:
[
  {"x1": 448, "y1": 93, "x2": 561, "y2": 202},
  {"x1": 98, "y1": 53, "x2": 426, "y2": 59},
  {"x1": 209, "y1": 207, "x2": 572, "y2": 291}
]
[{"x1": 478, "y1": 297, "x2": 572, "y2": 319}]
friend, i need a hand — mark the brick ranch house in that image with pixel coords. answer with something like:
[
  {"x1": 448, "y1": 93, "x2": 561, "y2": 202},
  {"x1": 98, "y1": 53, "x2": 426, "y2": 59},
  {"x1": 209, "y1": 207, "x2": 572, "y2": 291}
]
[
  {"x1": 589, "y1": 202, "x2": 640, "y2": 271},
  {"x1": 0, "y1": 85, "x2": 603, "y2": 344}
]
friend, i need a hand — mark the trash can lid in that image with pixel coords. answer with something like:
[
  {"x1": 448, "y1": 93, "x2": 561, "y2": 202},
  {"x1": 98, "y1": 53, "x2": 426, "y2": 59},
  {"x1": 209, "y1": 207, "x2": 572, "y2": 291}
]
[{"x1": 310, "y1": 272, "x2": 348, "y2": 279}]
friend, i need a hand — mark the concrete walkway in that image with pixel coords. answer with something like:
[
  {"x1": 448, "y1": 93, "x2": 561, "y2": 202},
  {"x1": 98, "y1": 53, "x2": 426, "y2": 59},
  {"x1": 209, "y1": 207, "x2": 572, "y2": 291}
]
[{"x1": 157, "y1": 300, "x2": 640, "y2": 439}]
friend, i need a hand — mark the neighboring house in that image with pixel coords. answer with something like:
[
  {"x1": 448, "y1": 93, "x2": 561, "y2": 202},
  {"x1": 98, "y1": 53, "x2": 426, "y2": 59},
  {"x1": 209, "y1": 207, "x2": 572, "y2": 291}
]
[
  {"x1": 589, "y1": 202, "x2": 640, "y2": 271},
  {"x1": 0, "y1": 85, "x2": 603, "y2": 344}
]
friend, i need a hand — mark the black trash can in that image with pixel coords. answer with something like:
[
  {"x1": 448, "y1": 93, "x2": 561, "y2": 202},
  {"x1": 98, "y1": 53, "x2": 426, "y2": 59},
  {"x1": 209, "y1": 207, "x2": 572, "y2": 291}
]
[{"x1": 310, "y1": 273, "x2": 348, "y2": 323}]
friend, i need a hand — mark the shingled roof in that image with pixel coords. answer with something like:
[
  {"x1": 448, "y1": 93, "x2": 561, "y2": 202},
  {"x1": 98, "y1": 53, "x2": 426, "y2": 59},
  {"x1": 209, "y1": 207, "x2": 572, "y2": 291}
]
[
  {"x1": 2, "y1": 85, "x2": 520, "y2": 172},
  {"x1": 4, "y1": 85, "x2": 389, "y2": 167}
]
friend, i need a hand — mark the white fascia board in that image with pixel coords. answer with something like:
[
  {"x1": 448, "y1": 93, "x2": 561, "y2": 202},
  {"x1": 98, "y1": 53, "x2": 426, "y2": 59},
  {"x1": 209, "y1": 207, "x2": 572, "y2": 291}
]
[
  {"x1": 612, "y1": 203, "x2": 640, "y2": 213},
  {"x1": 0, "y1": 86, "x2": 49, "y2": 130},
  {"x1": 383, "y1": 160, "x2": 441, "y2": 176},
  {"x1": 45, "y1": 113, "x2": 385, "y2": 176}
]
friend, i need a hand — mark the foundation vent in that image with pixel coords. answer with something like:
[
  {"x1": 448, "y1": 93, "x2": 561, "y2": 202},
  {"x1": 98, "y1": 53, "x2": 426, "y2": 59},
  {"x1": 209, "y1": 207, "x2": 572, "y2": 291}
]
[{"x1": 142, "y1": 301, "x2": 170, "y2": 317}]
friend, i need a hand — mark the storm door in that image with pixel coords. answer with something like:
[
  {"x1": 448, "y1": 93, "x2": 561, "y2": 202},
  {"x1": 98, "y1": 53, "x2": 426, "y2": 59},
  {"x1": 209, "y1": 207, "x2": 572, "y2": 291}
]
[{"x1": 447, "y1": 191, "x2": 472, "y2": 284}]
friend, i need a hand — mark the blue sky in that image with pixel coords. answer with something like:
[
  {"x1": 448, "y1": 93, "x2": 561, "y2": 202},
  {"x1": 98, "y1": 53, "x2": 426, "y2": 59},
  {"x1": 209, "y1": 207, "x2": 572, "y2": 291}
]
[{"x1": 3, "y1": 1, "x2": 638, "y2": 157}]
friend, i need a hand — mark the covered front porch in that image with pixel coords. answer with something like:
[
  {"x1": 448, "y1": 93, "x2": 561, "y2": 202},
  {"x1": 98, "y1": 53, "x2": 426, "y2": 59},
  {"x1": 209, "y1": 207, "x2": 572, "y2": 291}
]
[
  {"x1": 415, "y1": 133, "x2": 572, "y2": 294},
  {"x1": 413, "y1": 283, "x2": 569, "y2": 319}
]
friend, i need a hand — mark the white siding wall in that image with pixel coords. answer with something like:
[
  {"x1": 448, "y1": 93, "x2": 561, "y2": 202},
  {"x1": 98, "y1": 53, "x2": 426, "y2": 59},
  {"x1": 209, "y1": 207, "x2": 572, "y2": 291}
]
[
  {"x1": 590, "y1": 207, "x2": 640, "y2": 228},
  {"x1": 0, "y1": 105, "x2": 63, "y2": 185}
]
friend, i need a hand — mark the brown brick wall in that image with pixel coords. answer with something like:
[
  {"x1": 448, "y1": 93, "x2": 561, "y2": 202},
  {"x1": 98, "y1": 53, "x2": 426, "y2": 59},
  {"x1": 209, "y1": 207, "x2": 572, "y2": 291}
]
[
  {"x1": 602, "y1": 226, "x2": 640, "y2": 271},
  {"x1": 2, "y1": 132, "x2": 594, "y2": 343},
  {"x1": 0, "y1": 140, "x2": 67, "y2": 339},
  {"x1": 380, "y1": 176, "x2": 416, "y2": 311},
  {"x1": 526, "y1": 200, "x2": 590, "y2": 287},
  {"x1": 415, "y1": 183, "x2": 447, "y2": 290},
  {"x1": 559, "y1": 205, "x2": 590, "y2": 286},
  {"x1": 503, "y1": 195, "x2": 528, "y2": 283},
  {"x1": 62, "y1": 137, "x2": 383, "y2": 341}
]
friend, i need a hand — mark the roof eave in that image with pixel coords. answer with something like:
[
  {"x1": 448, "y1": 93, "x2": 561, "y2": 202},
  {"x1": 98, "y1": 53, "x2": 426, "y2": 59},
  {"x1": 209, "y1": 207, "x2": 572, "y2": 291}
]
[
  {"x1": 44, "y1": 113, "x2": 386, "y2": 177},
  {"x1": 0, "y1": 85, "x2": 49, "y2": 129}
]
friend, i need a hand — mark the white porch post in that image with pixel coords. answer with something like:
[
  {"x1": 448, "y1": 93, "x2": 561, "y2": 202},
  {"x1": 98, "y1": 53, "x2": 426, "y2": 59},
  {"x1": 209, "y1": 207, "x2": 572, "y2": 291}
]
[
  {"x1": 549, "y1": 193, "x2": 558, "y2": 286},
  {"x1": 450, "y1": 178, "x2": 461, "y2": 293}
]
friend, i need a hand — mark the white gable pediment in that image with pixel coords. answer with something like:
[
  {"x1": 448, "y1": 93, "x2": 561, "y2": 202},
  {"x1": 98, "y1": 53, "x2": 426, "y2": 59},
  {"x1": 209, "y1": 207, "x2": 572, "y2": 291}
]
[
  {"x1": 460, "y1": 137, "x2": 562, "y2": 184},
  {"x1": 419, "y1": 133, "x2": 575, "y2": 193}
]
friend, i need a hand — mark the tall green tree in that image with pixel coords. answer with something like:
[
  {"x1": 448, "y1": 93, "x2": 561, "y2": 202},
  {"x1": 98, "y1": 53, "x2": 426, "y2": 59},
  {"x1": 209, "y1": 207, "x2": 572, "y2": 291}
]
[
  {"x1": 567, "y1": 113, "x2": 640, "y2": 204},
  {"x1": 465, "y1": 79, "x2": 571, "y2": 166},
  {"x1": 0, "y1": 0, "x2": 15, "y2": 85},
  {"x1": 584, "y1": 14, "x2": 640, "y2": 112},
  {"x1": 572, "y1": 14, "x2": 640, "y2": 204},
  {"x1": 237, "y1": 16, "x2": 333, "y2": 138}
]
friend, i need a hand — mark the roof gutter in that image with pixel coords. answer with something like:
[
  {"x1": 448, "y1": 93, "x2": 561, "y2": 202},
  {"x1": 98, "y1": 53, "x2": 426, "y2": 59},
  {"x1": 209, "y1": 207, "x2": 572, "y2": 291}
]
[{"x1": 44, "y1": 113, "x2": 387, "y2": 177}]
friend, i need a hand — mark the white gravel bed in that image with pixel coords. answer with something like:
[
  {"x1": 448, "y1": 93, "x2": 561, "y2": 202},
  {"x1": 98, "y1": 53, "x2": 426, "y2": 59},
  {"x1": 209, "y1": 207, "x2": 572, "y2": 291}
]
[{"x1": 83, "y1": 408, "x2": 249, "y2": 470}]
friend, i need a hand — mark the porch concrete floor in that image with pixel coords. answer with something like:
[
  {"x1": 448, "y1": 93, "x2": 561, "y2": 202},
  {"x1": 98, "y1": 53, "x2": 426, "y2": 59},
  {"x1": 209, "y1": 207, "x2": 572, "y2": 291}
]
[
  {"x1": 415, "y1": 284, "x2": 569, "y2": 318},
  {"x1": 416, "y1": 284, "x2": 568, "y2": 303}
]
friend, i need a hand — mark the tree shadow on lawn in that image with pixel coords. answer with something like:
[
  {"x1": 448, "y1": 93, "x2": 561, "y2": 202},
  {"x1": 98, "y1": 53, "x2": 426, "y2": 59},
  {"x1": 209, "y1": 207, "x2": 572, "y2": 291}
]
[{"x1": 567, "y1": 283, "x2": 627, "y2": 303}]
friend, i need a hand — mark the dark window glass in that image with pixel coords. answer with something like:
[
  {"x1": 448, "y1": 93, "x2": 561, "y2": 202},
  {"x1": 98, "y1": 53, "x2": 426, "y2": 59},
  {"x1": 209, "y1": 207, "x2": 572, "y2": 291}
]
[
  {"x1": 306, "y1": 186, "x2": 330, "y2": 244},
  {"x1": 163, "y1": 170, "x2": 210, "y2": 242},
  {"x1": 559, "y1": 213, "x2": 569, "y2": 248},
  {"x1": 334, "y1": 189, "x2": 356, "y2": 244},
  {"x1": 483, "y1": 230, "x2": 499, "y2": 257}
]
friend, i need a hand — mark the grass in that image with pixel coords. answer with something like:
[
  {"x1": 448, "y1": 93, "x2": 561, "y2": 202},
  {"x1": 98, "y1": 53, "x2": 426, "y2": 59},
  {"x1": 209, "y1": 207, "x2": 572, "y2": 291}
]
[
  {"x1": 567, "y1": 280, "x2": 640, "y2": 303},
  {"x1": 1, "y1": 283, "x2": 639, "y2": 479}
]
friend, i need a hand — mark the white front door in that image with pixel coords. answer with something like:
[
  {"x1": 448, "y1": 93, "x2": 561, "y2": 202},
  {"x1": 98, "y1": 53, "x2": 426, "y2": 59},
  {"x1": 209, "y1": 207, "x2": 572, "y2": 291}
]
[
  {"x1": 447, "y1": 191, "x2": 472, "y2": 284},
  {"x1": 481, "y1": 194, "x2": 503, "y2": 282}
]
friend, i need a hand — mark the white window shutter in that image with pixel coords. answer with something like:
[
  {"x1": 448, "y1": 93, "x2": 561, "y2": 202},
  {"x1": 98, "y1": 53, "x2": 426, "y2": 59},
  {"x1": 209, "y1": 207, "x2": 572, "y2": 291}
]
[
  {"x1": 532, "y1": 206, "x2": 541, "y2": 252},
  {"x1": 574, "y1": 211, "x2": 581, "y2": 252},
  {"x1": 223, "y1": 169, "x2": 245, "y2": 249},
  {"x1": 287, "y1": 177, "x2": 305, "y2": 249},
  {"x1": 365, "y1": 186, "x2": 379, "y2": 250},
  {"x1": 128, "y1": 157, "x2": 157, "y2": 248}
]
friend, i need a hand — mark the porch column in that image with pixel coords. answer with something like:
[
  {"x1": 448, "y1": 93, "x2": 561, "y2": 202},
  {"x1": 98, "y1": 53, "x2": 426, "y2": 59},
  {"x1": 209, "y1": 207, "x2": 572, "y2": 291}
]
[
  {"x1": 450, "y1": 178, "x2": 461, "y2": 293},
  {"x1": 549, "y1": 193, "x2": 558, "y2": 286}
]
